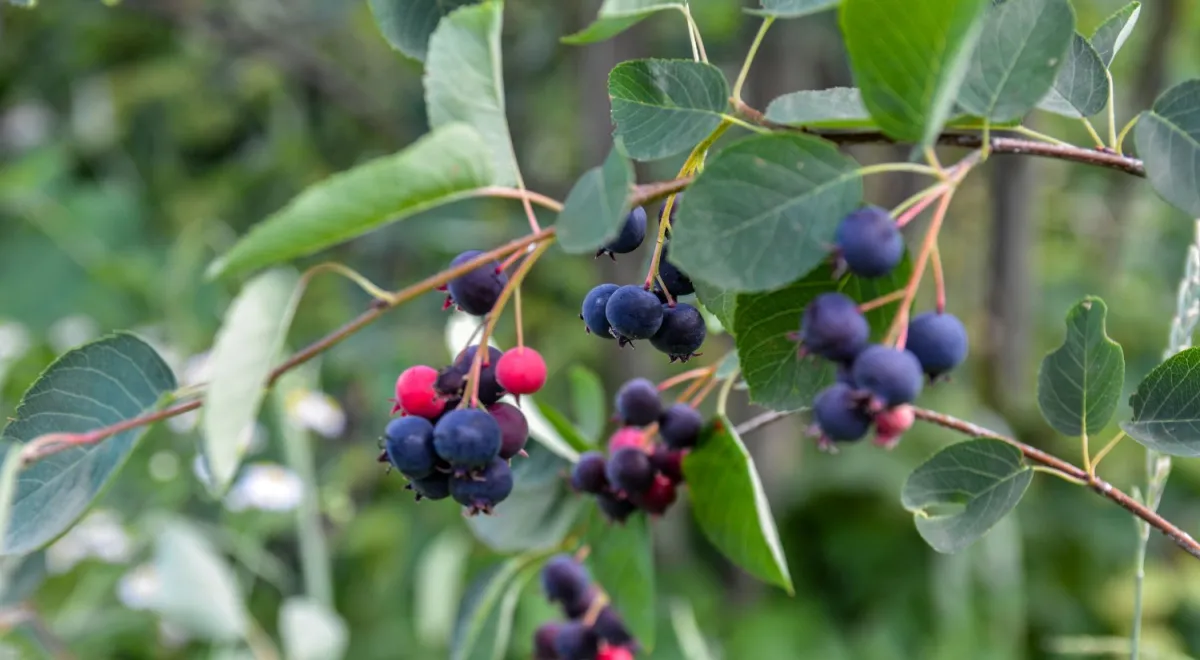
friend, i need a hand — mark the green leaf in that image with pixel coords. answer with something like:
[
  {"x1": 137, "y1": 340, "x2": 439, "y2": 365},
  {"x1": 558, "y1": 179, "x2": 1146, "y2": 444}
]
[
  {"x1": 452, "y1": 554, "x2": 548, "y2": 660},
  {"x1": 562, "y1": 0, "x2": 683, "y2": 45},
  {"x1": 203, "y1": 268, "x2": 301, "y2": 495},
  {"x1": 683, "y1": 415, "x2": 792, "y2": 592},
  {"x1": 533, "y1": 399, "x2": 594, "y2": 453},
  {"x1": 901, "y1": 439, "x2": 1033, "y2": 554},
  {"x1": 425, "y1": 2, "x2": 520, "y2": 187},
  {"x1": 152, "y1": 518, "x2": 248, "y2": 641},
  {"x1": 279, "y1": 598, "x2": 348, "y2": 660},
  {"x1": 1035, "y1": 297, "x2": 1124, "y2": 437},
  {"x1": 608, "y1": 59, "x2": 731, "y2": 161},
  {"x1": 1135, "y1": 80, "x2": 1200, "y2": 217},
  {"x1": 0, "y1": 552, "x2": 46, "y2": 608},
  {"x1": 840, "y1": 0, "x2": 989, "y2": 145},
  {"x1": 366, "y1": 0, "x2": 481, "y2": 62},
  {"x1": 1036, "y1": 33, "x2": 1108, "y2": 118},
  {"x1": 556, "y1": 147, "x2": 634, "y2": 254},
  {"x1": 955, "y1": 0, "x2": 1074, "y2": 122},
  {"x1": 764, "y1": 87, "x2": 873, "y2": 129},
  {"x1": 584, "y1": 510, "x2": 656, "y2": 650},
  {"x1": 671, "y1": 133, "x2": 862, "y2": 292},
  {"x1": 693, "y1": 280, "x2": 737, "y2": 331},
  {"x1": 0, "y1": 449, "x2": 24, "y2": 558},
  {"x1": 207, "y1": 124, "x2": 492, "y2": 279},
  {"x1": 0, "y1": 333, "x2": 175, "y2": 555},
  {"x1": 466, "y1": 443, "x2": 583, "y2": 552},
  {"x1": 567, "y1": 367, "x2": 606, "y2": 440},
  {"x1": 752, "y1": 0, "x2": 839, "y2": 18},
  {"x1": 1090, "y1": 1, "x2": 1140, "y2": 68},
  {"x1": 1122, "y1": 347, "x2": 1200, "y2": 457}
]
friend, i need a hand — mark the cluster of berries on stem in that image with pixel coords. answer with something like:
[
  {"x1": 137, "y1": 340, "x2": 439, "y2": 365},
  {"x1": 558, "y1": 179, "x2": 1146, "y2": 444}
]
[{"x1": 536, "y1": 553, "x2": 638, "y2": 660}]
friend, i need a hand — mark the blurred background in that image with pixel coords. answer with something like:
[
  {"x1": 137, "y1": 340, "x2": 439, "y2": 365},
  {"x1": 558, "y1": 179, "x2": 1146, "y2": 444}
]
[{"x1": 3, "y1": 0, "x2": 1200, "y2": 658}]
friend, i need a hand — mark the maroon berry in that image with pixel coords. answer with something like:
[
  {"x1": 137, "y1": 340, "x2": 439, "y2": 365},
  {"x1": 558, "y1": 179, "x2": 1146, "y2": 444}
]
[
  {"x1": 649, "y1": 446, "x2": 685, "y2": 484},
  {"x1": 487, "y1": 402, "x2": 529, "y2": 459},
  {"x1": 633, "y1": 473, "x2": 677, "y2": 515}
]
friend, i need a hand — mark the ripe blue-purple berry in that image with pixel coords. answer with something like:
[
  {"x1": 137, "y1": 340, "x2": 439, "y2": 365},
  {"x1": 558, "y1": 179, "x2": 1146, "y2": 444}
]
[
  {"x1": 383, "y1": 416, "x2": 437, "y2": 479},
  {"x1": 433, "y1": 408, "x2": 501, "y2": 471},
  {"x1": 406, "y1": 471, "x2": 452, "y2": 501},
  {"x1": 594, "y1": 605, "x2": 638, "y2": 650},
  {"x1": 553, "y1": 622, "x2": 599, "y2": 660},
  {"x1": 905, "y1": 311, "x2": 969, "y2": 377},
  {"x1": 487, "y1": 402, "x2": 529, "y2": 460},
  {"x1": 650, "y1": 303, "x2": 706, "y2": 362},
  {"x1": 835, "y1": 206, "x2": 904, "y2": 278},
  {"x1": 605, "y1": 286, "x2": 664, "y2": 344},
  {"x1": 799, "y1": 292, "x2": 870, "y2": 363},
  {"x1": 597, "y1": 207, "x2": 647, "y2": 258},
  {"x1": 851, "y1": 345, "x2": 924, "y2": 407},
  {"x1": 605, "y1": 447, "x2": 655, "y2": 496},
  {"x1": 597, "y1": 491, "x2": 637, "y2": 523},
  {"x1": 812, "y1": 382, "x2": 872, "y2": 442},
  {"x1": 445, "y1": 250, "x2": 508, "y2": 316},
  {"x1": 571, "y1": 451, "x2": 609, "y2": 494},
  {"x1": 541, "y1": 554, "x2": 592, "y2": 607},
  {"x1": 658, "y1": 403, "x2": 702, "y2": 449},
  {"x1": 615, "y1": 378, "x2": 662, "y2": 426},
  {"x1": 654, "y1": 244, "x2": 695, "y2": 300},
  {"x1": 450, "y1": 457, "x2": 513, "y2": 515},
  {"x1": 580, "y1": 283, "x2": 620, "y2": 339}
]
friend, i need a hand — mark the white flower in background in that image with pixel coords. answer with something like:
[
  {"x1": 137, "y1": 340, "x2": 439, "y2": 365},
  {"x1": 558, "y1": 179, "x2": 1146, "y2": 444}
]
[
  {"x1": 287, "y1": 389, "x2": 346, "y2": 439},
  {"x1": 224, "y1": 463, "x2": 304, "y2": 513},
  {"x1": 0, "y1": 102, "x2": 53, "y2": 152},
  {"x1": 0, "y1": 321, "x2": 31, "y2": 363},
  {"x1": 158, "y1": 621, "x2": 191, "y2": 649},
  {"x1": 117, "y1": 563, "x2": 161, "y2": 611},
  {"x1": 47, "y1": 314, "x2": 100, "y2": 353},
  {"x1": 46, "y1": 509, "x2": 133, "y2": 575}
]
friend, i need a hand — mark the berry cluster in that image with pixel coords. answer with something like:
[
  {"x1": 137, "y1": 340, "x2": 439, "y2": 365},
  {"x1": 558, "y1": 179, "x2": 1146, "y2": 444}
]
[
  {"x1": 380, "y1": 343, "x2": 548, "y2": 515},
  {"x1": 570, "y1": 379, "x2": 696, "y2": 522},
  {"x1": 580, "y1": 203, "x2": 705, "y2": 361},
  {"x1": 535, "y1": 554, "x2": 638, "y2": 660}
]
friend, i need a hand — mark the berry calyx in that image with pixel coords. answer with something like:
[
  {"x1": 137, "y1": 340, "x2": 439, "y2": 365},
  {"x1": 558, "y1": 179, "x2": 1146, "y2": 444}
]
[
  {"x1": 605, "y1": 286, "x2": 664, "y2": 345},
  {"x1": 874, "y1": 403, "x2": 915, "y2": 448},
  {"x1": 393, "y1": 365, "x2": 445, "y2": 418},
  {"x1": 432, "y1": 408, "x2": 502, "y2": 472},
  {"x1": 495, "y1": 347, "x2": 547, "y2": 395},
  {"x1": 596, "y1": 207, "x2": 647, "y2": 259},
  {"x1": 614, "y1": 378, "x2": 662, "y2": 427},
  {"x1": 449, "y1": 457, "x2": 514, "y2": 515},
  {"x1": 835, "y1": 206, "x2": 904, "y2": 278},
  {"x1": 605, "y1": 446, "x2": 655, "y2": 497},
  {"x1": 581, "y1": 284, "x2": 620, "y2": 339},
  {"x1": 649, "y1": 303, "x2": 706, "y2": 362},
  {"x1": 571, "y1": 451, "x2": 609, "y2": 494},
  {"x1": 553, "y1": 622, "x2": 599, "y2": 660},
  {"x1": 487, "y1": 402, "x2": 529, "y2": 460},
  {"x1": 607, "y1": 427, "x2": 646, "y2": 453},
  {"x1": 851, "y1": 344, "x2": 924, "y2": 408},
  {"x1": 541, "y1": 554, "x2": 593, "y2": 608},
  {"x1": 658, "y1": 403, "x2": 702, "y2": 449},
  {"x1": 383, "y1": 416, "x2": 438, "y2": 478},
  {"x1": 445, "y1": 250, "x2": 508, "y2": 316},
  {"x1": 633, "y1": 473, "x2": 677, "y2": 515},
  {"x1": 797, "y1": 293, "x2": 870, "y2": 363},
  {"x1": 405, "y1": 472, "x2": 452, "y2": 501},
  {"x1": 812, "y1": 382, "x2": 872, "y2": 442},
  {"x1": 905, "y1": 311, "x2": 969, "y2": 378},
  {"x1": 596, "y1": 491, "x2": 637, "y2": 523}
]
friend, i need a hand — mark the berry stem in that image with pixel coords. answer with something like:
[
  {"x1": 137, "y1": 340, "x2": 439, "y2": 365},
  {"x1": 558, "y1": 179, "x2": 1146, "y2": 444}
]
[
  {"x1": 732, "y1": 16, "x2": 774, "y2": 102},
  {"x1": 931, "y1": 244, "x2": 946, "y2": 314},
  {"x1": 891, "y1": 183, "x2": 949, "y2": 219},
  {"x1": 688, "y1": 375, "x2": 722, "y2": 409},
  {"x1": 658, "y1": 366, "x2": 716, "y2": 392},
  {"x1": 654, "y1": 272, "x2": 676, "y2": 306},
  {"x1": 894, "y1": 185, "x2": 946, "y2": 228},
  {"x1": 1105, "y1": 68, "x2": 1118, "y2": 150},
  {"x1": 1080, "y1": 117, "x2": 1106, "y2": 149},
  {"x1": 856, "y1": 162, "x2": 943, "y2": 179},
  {"x1": 475, "y1": 186, "x2": 565, "y2": 212},
  {"x1": 498, "y1": 250, "x2": 524, "y2": 272},
  {"x1": 677, "y1": 370, "x2": 714, "y2": 404},
  {"x1": 885, "y1": 188, "x2": 955, "y2": 349},
  {"x1": 857, "y1": 289, "x2": 907, "y2": 313},
  {"x1": 715, "y1": 367, "x2": 740, "y2": 416},
  {"x1": 304, "y1": 262, "x2": 393, "y2": 302},
  {"x1": 514, "y1": 286, "x2": 525, "y2": 349}
]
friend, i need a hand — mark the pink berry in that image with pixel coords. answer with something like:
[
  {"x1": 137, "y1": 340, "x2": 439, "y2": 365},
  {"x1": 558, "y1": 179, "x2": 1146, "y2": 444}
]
[
  {"x1": 873, "y1": 404, "x2": 915, "y2": 448},
  {"x1": 607, "y1": 427, "x2": 645, "y2": 453},
  {"x1": 598, "y1": 647, "x2": 635, "y2": 660},
  {"x1": 394, "y1": 366, "x2": 445, "y2": 419},
  {"x1": 495, "y1": 347, "x2": 547, "y2": 395}
]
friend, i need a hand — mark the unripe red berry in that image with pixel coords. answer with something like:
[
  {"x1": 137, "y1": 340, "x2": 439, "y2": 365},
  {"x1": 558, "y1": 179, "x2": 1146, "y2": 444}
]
[
  {"x1": 495, "y1": 347, "x2": 547, "y2": 395},
  {"x1": 607, "y1": 427, "x2": 645, "y2": 453},
  {"x1": 598, "y1": 647, "x2": 634, "y2": 660},
  {"x1": 394, "y1": 366, "x2": 445, "y2": 419},
  {"x1": 873, "y1": 403, "x2": 915, "y2": 449}
]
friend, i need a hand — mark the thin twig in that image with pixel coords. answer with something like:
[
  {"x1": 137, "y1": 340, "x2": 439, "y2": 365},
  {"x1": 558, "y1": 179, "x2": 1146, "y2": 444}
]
[{"x1": 735, "y1": 409, "x2": 799, "y2": 436}]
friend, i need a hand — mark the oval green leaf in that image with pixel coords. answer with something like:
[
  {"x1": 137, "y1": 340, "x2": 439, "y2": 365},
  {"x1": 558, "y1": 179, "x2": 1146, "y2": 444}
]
[
  {"x1": 751, "y1": 0, "x2": 839, "y2": 18},
  {"x1": 466, "y1": 443, "x2": 583, "y2": 552},
  {"x1": 764, "y1": 87, "x2": 873, "y2": 129},
  {"x1": 1090, "y1": 1, "x2": 1140, "y2": 68},
  {"x1": 608, "y1": 59, "x2": 731, "y2": 161},
  {"x1": 683, "y1": 415, "x2": 792, "y2": 592},
  {"x1": 1122, "y1": 347, "x2": 1200, "y2": 457},
  {"x1": 563, "y1": 0, "x2": 683, "y2": 45},
  {"x1": 1035, "y1": 297, "x2": 1124, "y2": 437},
  {"x1": 207, "y1": 124, "x2": 493, "y2": 279},
  {"x1": 203, "y1": 268, "x2": 301, "y2": 495},
  {"x1": 901, "y1": 439, "x2": 1033, "y2": 554},
  {"x1": 584, "y1": 510, "x2": 656, "y2": 650},
  {"x1": 0, "y1": 333, "x2": 176, "y2": 555},
  {"x1": 1135, "y1": 79, "x2": 1200, "y2": 217},
  {"x1": 556, "y1": 146, "x2": 634, "y2": 254},
  {"x1": 1036, "y1": 33, "x2": 1108, "y2": 118},
  {"x1": 152, "y1": 518, "x2": 248, "y2": 642},
  {"x1": 693, "y1": 280, "x2": 737, "y2": 331},
  {"x1": 956, "y1": 0, "x2": 1074, "y2": 123},
  {"x1": 533, "y1": 399, "x2": 593, "y2": 454},
  {"x1": 452, "y1": 553, "x2": 548, "y2": 660},
  {"x1": 671, "y1": 133, "x2": 862, "y2": 293},
  {"x1": 367, "y1": 0, "x2": 481, "y2": 62},
  {"x1": 840, "y1": 0, "x2": 989, "y2": 145}
]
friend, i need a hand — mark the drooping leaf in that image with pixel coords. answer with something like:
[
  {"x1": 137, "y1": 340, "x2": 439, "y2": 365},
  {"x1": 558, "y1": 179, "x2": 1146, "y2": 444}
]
[
  {"x1": 466, "y1": 443, "x2": 583, "y2": 552},
  {"x1": 671, "y1": 133, "x2": 862, "y2": 292},
  {"x1": 452, "y1": 554, "x2": 548, "y2": 660},
  {"x1": 901, "y1": 439, "x2": 1033, "y2": 554},
  {"x1": 693, "y1": 280, "x2": 737, "y2": 331},
  {"x1": 608, "y1": 59, "x2": 731, "y2": 161},
  {"x1": 366, "y1": 0, "x2": 481, "y2": 61},
  {"x1": 556, "y1": 147, "x2": 634, "y2": 254},
  {"x1": 956, "y1": 0, "x2": 1074, "y2": 122},
  {"x1": 683, "y1": 416, "x2": 792, "y2": 592},
  {"x1": 279, "y1": 598, "x2": 349, "y2": 660},
  {"x1": 0, "y1": 552, "x2": 46, "y2": 608},
  {"x1": 1035, "y1": 297, "x2": 1124, "y2": 436},
  {"x1": 840, "y1": 0, "x2": 989, "y2": 145},
  {"x1": 1122, "y1": 347, "x2": 1200, "y2": 457},
  {"x1": 562, "y1": 0, "x2": 684, "y2": 45},
  {"x1": 0, "y1": 333, "x2": 175, "y2": 555},
  {"x1": 567, "y1": 367, "x2": 607, "y2": 441},
  {"x1": 1090, "y1": 1, "x2": 1140, "y2": 68},
  {"x1": 751, "y1": 0, "x2": 840, "y2": 18},
  {"x1": 207, "y1": 124, "x2": 493, "y2": 279},
  {"x1": 764, "y1": 87, "x2": 873, "y2": 128},
  {"x1": 425, "y1": 2, "x2": 521, "y2": 186},
  {"x1": 1135, "y1": 80, "x2": 1200, "y2": 217},
  {"x1": 203, "y1": 268, "x2": 301, "y2": 495},
  {"x1": 152, "y1": 518, "x2": 248, "y2": 641},
  {"x1": 533, "y1": 400, "x2": 594, "y2": 454},
  {"x1": 1036, "y1": 33, "x2": 1108, "y2": 118},
  {"x1": 584, "y1": 510, "x2": 656, "y2": 650}
]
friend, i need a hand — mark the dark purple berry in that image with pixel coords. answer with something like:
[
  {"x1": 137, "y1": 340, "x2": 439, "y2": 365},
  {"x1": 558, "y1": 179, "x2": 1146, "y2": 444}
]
[
  {"x1": 383, "y1": 417, "x2": 438, "y2": 479},
  {"x1": 615, "y1": 378, "x2": 662, "y2": 426},
  {"x1": 905, "y1": 312, "x2": 969, "y2": 377},
  {"x1": 649, "y1": 446, "x2": 685, "y2": 483},
  {"x1": 658, "y1": 403, "x2": 702, "y2": 449},
  {"x1": 571, "y1": 451, "x2": 609, "y2": 494},
  {"x1": 606, "y1": 447, "x2": 655, "y2": 496},
  {"x1": 563, "y1": 585, "x2": 600, "y2": 619},
  {"x1": 553, "y1": 622, "x2": 599, "y2": 660},
  {"x1": 450, "y1": 457, "x2": 514, "y2": 515},
  {"x1": 649, "y1": 303, "x2": 705, "y2": 362},
  {"x1": 446, "y1": 250, "x2": 508, "y2": 316},
  {"x1": 487, "y1": 402, "x2": 529, "y2": 459},
  {"x1": 799, "y1": 292, "x2": 870, "y2": 363},
  {"x1": 835, "y1": 206, "x2": 904, "y2": 278},
  {"x1": 534, "y1": 623, "x2": 564, "y2": 660},
  {"x1": 605, "y1": 286, "x2": 664, "y2": 344},
  {"x1": 632, "y1": 473, "x2": 677, "y2": 515},
  {"x1": 851, "y1": 345, "x2": 924, "y2": 407},
  {"x1": 433, "y1": 409, "x2": 501, "y2": 470},
  {"x1": 596, "y1": 491, "x2": 637, "y2": 523},
  {"x1": 597, "y1": 207, "x2": 647, "y2": 258},
  {"x1": 541, "y1": 554, "x2": 592, "y2": 607},
  {"x1": 812, "y1": 383, "x2": 872, "y2": 442},
  {"x1": 594, "y1": 606, "x2": 637, "y2": 650},
  {"x1": 581, "y1": 284, "x2": 620, "y2": 339},
  {"x1": 406, "y1": 471, "x2": 452, "y2": 501},
  {"x1": 653, "y1": 244, "x2": 694, "y2": 300},
  {"x1": 437, "y1": 345, "x2": 506, "y2": 405}
]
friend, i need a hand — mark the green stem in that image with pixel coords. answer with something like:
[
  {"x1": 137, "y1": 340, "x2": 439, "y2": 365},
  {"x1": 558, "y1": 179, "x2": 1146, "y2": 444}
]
[
  {"x1": 1032, "y1": 465, "x2": 1088, "y2": 486},
  {"x1": 857, "y1": 162, "x2": 943, "y2": 178},
  {"x1": 304, "y1": 262, "x2": 392, "y2": 302},
  {"x1": 716, "y1": 367, "x2": 740, "y2": 416},
  {"x1": 679, "y1": 5, "x2": 708, "y2": 63},
  {"x1": 1011, "y1": 125, "x2": 1072, "y2": 147},
  {"x1": 1116, "y1": 115, "x2": 1138, "y2": 154},
  {"x1": 732, "y1": 17, "x2": 774, "y2": 102},
  {"x1": 1107, "y1": 69, "x2": 1119, "y2": 149},
  {"x1": 720, "y1": 114, "x2": 771, "y2": 134},
  {"x1": 1081, "y1": 118, "x2": 1106, "y2": 148},
  {"x1": 891, "y1": 182, "x2": 950, "y2": 218}
]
